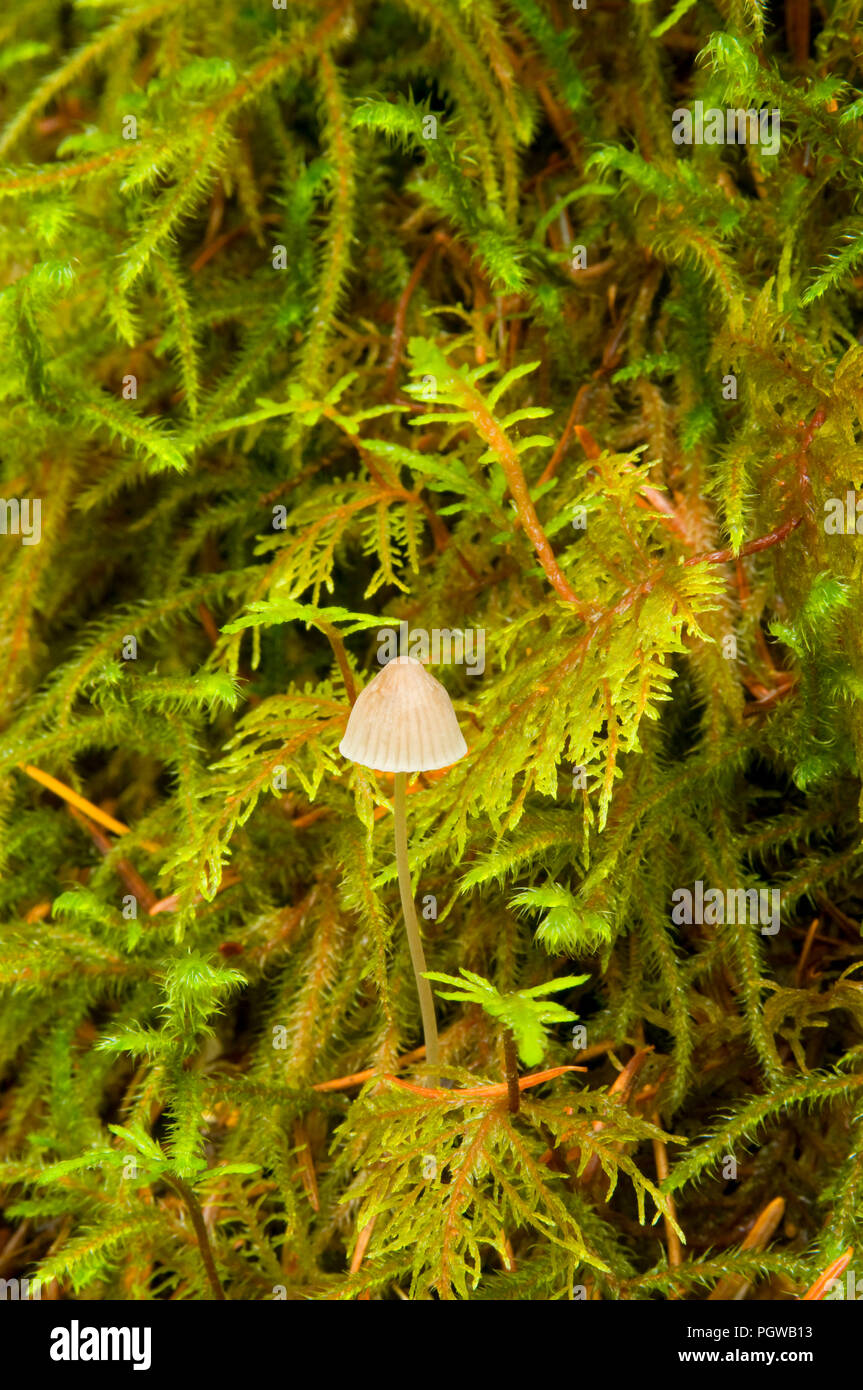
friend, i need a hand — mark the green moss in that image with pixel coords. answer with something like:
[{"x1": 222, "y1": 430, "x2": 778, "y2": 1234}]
[{"x1": 1, "y1": 0, "x2": 863, "y2": 1301}]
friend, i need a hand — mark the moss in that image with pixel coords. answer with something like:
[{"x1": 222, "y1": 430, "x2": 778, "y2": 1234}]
[{"x1": 1, "y1": 0, "x2": 863, "y2": 1301}]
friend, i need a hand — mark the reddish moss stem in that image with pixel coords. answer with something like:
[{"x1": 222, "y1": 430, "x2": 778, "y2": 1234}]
[
  {"x1": 502, "y1": 1029, "x2": 520, "y2": 1116},
  {"x1": 454, "y1": 380, "x2": 593, "y2": 618},
  {"x1": 166, "y1": 1177, "x2": 226, "y2": 1301}
]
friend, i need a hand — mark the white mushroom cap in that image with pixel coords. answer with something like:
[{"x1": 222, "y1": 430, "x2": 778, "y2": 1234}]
[{"x1": 339, "y1": 656, "x2": 467, "y2": 773}]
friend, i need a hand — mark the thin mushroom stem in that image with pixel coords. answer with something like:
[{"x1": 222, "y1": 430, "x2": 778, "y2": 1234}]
[{"x1": 393, "y1": 771, "x2": 439, "y2": 1068}]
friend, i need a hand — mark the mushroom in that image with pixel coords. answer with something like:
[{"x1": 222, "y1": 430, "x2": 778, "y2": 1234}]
[{"x1": 340, "y1": 656, "x2": 467, "y2": 1066}]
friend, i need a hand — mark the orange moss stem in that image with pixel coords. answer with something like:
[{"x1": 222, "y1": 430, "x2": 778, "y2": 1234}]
[{"x1": 454, "y1": 379, "x2": 592, "y2": 617}]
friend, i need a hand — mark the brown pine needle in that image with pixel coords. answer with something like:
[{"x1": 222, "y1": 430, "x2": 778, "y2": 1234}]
[
  {"x1": 802, "y1": 1246, "x2": 854, "y2": 1300},
  {"x1": 652, "y1": 1118, "x2": 683, "y2": 1269},
  {"x1": 293, "y1": 1121, "x2": 320, "y2": 1212},
  {"x1": 707, "y1": 1196, "x2": 786, "y2": 1301}
]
